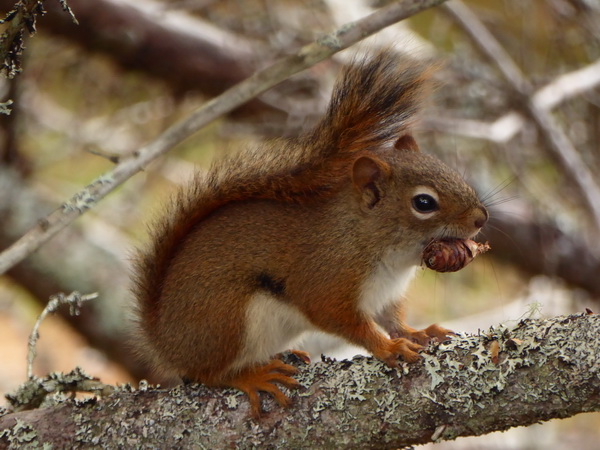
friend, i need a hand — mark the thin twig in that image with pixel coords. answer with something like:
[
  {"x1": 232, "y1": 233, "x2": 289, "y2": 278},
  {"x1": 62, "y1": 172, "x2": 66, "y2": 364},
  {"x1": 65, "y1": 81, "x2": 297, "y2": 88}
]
[
  {"x1": 27, "y1": 291, "x2": 98, "y2": 379},
  {"x1": 423, "y1": 112, "x2": 524, "y2": 143},
  {"x1": 444, "y1": 1, "x2": 600, "y2": 232},
  {"x1": 0, "y1": 0, "x2": 449, "y2": 275}
]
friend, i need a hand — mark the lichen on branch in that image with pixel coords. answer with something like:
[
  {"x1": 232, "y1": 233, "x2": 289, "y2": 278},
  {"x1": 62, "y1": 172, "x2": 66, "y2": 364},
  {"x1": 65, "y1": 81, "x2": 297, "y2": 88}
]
[
  {"x1": 0, "y1": 0, "x2": 77, "y2": 78},
  {"x1": 1, "y1": 313, "x2": 599, "y2": 448}
]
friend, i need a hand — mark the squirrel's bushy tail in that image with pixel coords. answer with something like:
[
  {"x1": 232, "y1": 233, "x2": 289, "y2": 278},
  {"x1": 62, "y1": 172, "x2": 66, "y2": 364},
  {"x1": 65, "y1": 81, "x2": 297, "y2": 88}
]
[
  {"x1": 133, "y1": 50, "x2": 433, "y2": 328},
  {"x1": 311, "y1": 50, "x2": 433, "y2": 157}
]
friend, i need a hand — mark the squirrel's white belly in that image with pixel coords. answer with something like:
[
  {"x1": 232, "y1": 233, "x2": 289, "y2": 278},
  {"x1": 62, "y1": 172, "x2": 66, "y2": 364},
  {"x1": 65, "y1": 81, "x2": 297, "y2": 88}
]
[
  {"x1": 230, "y1": 292, "x2": 314, "y2": 371},
  {"x1": 358, "y1": 248, "x2": 419, "y2": 318}
]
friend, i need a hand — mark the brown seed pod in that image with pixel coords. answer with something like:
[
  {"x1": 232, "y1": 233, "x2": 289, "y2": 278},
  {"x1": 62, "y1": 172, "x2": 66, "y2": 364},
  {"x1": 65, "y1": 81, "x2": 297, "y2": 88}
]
[{"x1": 422, "y1": 238, "x2": 490, "y2": 273}]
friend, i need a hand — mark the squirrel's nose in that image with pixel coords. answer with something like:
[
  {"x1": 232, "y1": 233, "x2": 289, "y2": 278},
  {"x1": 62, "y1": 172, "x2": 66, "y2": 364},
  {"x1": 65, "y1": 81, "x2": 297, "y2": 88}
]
[{"x1": 474, "y1": 207, "x2": 489, "y2": 229}]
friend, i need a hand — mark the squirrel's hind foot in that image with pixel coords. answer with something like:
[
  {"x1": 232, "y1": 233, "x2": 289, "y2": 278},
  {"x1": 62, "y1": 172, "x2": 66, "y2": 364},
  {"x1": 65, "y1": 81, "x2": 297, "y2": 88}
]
[
  {"x1": 391, "y1": 323, "x2": 455, "y2": 346},
  {"x1": 408, "y1": 324, "x2": 455, "y2": 345},
  {"x1": 228, "y1": 359, "x2": 300, "y2": 418}
]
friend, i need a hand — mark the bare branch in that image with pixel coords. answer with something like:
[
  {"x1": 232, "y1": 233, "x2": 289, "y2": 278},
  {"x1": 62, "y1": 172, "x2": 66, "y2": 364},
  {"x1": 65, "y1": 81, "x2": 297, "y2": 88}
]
[
  {"x1": 423, "y1": 112, "x2": 524, "y2": 143},
  {"x1": 0, "y1": 0, "x2": 449, "y2": 275},
  {"x1": 27, "y1": 291, "x2": 98, "y2": 379},
  {"x1": 533, "y1": 58, "x2": 600, "y2": 111},
  {"x1": 444, "y1": 1, "x2": 600, "y2": 232},
  {"x1": 1, "y1": 314, "x2": 598, "y2": 447},
  {"x1": 424, "y1": 58, "x2": 600, "y2": 143},
  {"x1": 0, "y1": 0, "x2": 315, "y2": 119}
]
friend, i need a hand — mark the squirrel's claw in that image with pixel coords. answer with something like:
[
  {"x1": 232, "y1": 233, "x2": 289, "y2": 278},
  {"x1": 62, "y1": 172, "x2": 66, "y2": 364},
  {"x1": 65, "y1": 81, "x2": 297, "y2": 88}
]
[{"x1": 275, "y1": 349, "x2": 311, "y2": 365}]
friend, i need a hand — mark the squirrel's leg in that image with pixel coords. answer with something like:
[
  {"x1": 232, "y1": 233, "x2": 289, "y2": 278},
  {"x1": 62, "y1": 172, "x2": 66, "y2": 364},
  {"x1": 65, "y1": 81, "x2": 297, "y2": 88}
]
[
  {"x1": 224, "y1": 359, "x2": 300, "y2": 418},
  {"x1": 375, "y1": 301, "x2": 454, "y2": 345},
  {"x1": 305, "y1": 302, "x2": 423, "y2": 366}
]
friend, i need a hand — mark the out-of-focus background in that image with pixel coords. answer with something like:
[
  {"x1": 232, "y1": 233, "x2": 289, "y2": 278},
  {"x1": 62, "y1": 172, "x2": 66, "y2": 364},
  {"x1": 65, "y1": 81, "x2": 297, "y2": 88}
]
[{"x1": 1, "y1": 0, "x2": 600, "y2": 447}]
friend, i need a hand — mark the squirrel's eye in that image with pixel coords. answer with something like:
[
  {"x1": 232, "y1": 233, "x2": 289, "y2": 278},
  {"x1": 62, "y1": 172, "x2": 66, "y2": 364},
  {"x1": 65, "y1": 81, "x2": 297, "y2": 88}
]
[{"x1": 412, "y1": 194, "x2": 438, "y2": 213}]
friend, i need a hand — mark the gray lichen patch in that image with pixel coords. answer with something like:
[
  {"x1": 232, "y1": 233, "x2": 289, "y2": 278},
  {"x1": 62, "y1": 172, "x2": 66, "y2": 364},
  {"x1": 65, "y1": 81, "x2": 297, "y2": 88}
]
[
  {"x1": 6, "y1": 367, "x2": 114, "y2": 412},
  {"x1": 60, "y1": 175, "x2": 115, "y2": 214},
  {"x1": 62, "y1": 191, "x2": 96, "y2": 214},
  {"x1": 0, "y1": 418, "x2": 40, "y2": 449},
  {"x1": 417, "y1": 313, "x2": 600, "y2": 439}
]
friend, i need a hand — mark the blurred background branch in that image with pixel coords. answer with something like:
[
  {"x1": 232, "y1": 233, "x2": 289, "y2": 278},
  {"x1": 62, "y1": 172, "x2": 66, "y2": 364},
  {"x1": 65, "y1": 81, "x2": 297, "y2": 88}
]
[{"x1": 444, "y1": 0, "x2": 600, "y2": 232}]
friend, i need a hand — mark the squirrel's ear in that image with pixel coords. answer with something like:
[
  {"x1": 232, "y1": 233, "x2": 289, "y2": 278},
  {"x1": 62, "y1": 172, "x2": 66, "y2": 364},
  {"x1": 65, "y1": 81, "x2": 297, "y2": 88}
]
[
  {"x1": 352, "y1": 156, "x2": 388, "y2": 208},
  {"x1": 394, "y1": 134, "x2": 420, "y2": 152}
]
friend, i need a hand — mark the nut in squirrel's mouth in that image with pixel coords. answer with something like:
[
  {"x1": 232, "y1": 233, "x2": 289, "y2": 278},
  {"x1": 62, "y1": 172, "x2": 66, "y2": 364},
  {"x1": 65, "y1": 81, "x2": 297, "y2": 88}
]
[{"x1": 422, "y1": 238, "x2": 491, "y2": 273}]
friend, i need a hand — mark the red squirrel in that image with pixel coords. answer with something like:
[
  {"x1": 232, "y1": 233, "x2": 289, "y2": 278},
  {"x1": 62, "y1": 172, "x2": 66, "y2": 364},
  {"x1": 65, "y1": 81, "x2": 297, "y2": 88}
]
[{"x1": 132, "y1": 50, "x2": 488, "y2": 417}]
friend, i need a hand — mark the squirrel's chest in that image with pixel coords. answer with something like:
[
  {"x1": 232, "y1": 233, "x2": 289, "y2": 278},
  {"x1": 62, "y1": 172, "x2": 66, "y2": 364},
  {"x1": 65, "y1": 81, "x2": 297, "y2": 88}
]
[{"x1": 357, "y1": 249, "x2": 420, "y2": 317}]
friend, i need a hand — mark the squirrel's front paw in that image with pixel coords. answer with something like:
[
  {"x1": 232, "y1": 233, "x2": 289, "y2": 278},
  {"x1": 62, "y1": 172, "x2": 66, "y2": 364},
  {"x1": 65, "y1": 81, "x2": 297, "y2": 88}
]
[{"x1": 423, "y1": 323, "x2": 455, "y2": 343}]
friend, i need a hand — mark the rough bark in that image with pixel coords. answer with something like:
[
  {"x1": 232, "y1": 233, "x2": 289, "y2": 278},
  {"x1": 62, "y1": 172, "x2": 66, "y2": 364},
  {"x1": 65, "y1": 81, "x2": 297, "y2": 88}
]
[{"x1": 1, "y1": 313, "x2": 598, "y2": 448}]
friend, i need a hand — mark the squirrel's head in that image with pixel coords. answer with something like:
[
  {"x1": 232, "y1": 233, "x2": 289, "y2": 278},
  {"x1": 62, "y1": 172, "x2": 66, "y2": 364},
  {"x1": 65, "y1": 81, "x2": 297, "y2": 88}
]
[{"x1": 351, "y1": 134, "x2": 488, "y2": 248}]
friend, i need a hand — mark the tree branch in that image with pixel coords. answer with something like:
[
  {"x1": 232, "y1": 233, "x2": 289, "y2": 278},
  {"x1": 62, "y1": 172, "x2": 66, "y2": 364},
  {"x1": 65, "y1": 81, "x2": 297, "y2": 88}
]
[
  {"x1": 0, "y1": 0, "x2": 325, "y2": 120},
  {"x1": 0, "y1": 165, "x2": 148, "y2": 379},
  {"x1": 1, "y1": 313, "x2": 598, "y2": 447},
  {"x1": 0, "y1": 0, "x2": 449, "y2": 275}
]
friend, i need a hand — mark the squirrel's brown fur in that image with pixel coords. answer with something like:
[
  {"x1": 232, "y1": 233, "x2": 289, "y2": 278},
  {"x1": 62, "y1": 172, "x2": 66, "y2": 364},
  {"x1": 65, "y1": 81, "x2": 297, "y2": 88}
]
[
  {"x1": 132, "y1": 50, "x2": 488, "y2": 417},
  {"x1": 133, "y1": 53, "x2": 431, "y2": 331}
]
